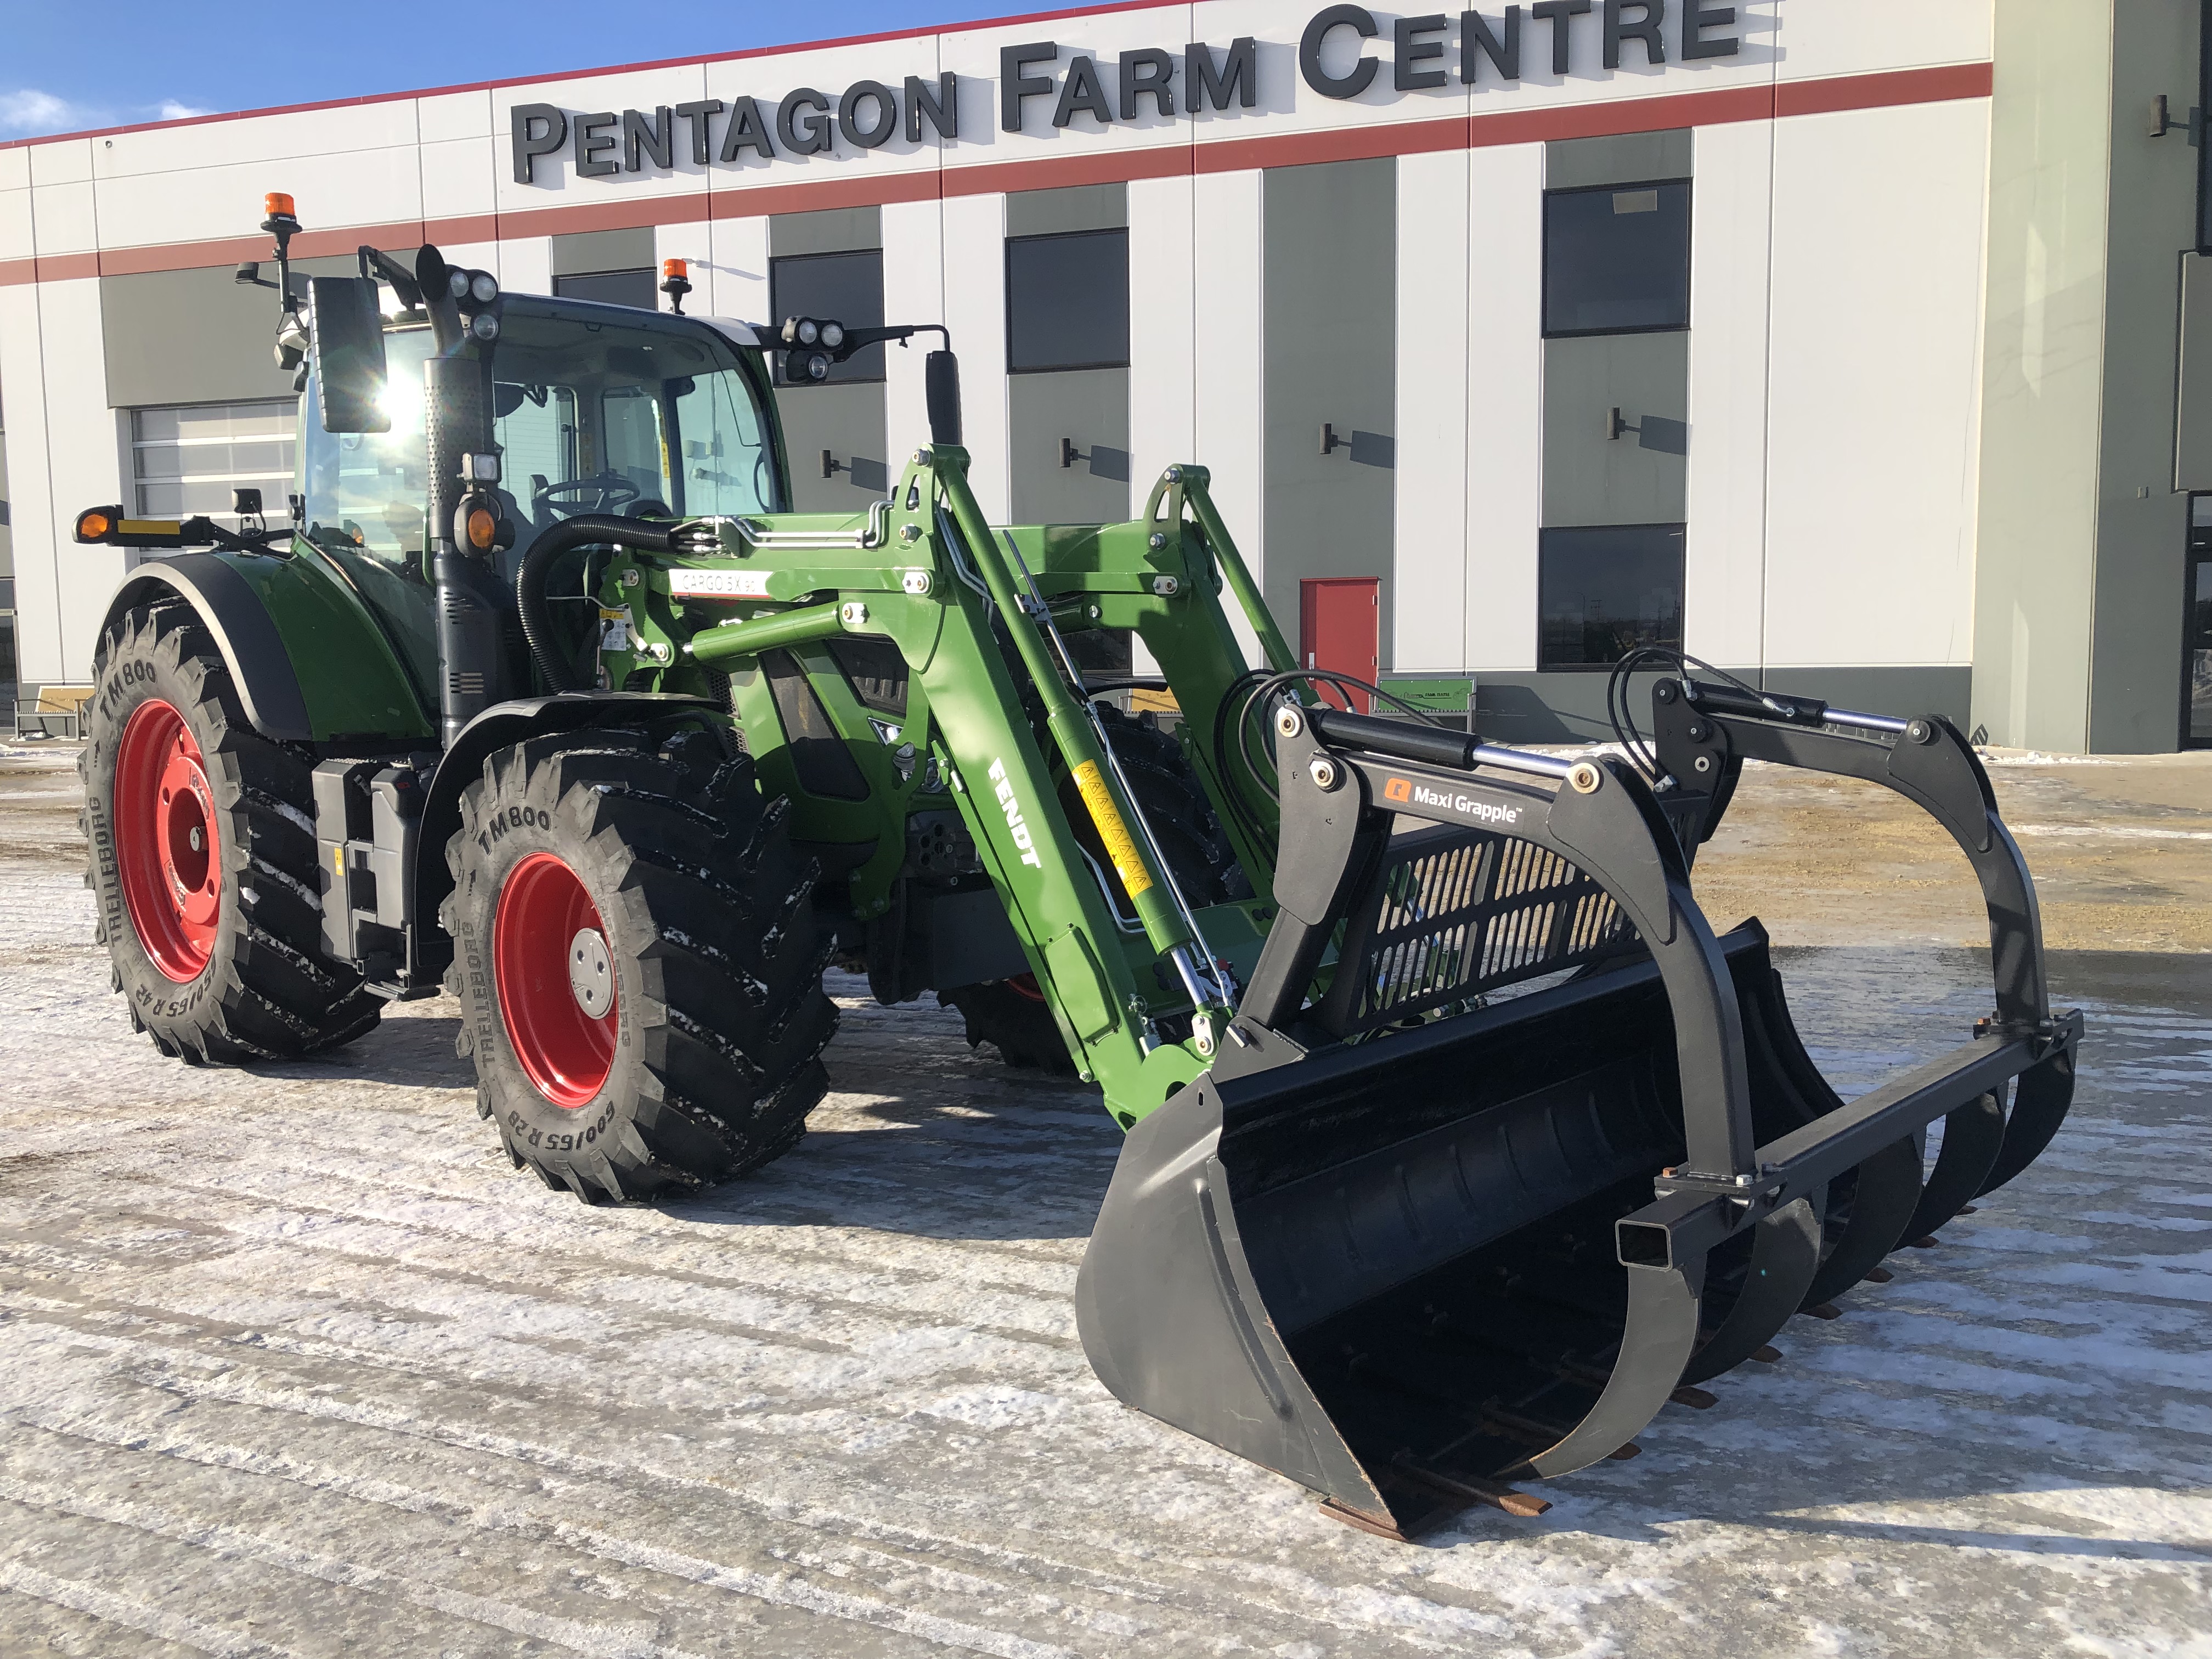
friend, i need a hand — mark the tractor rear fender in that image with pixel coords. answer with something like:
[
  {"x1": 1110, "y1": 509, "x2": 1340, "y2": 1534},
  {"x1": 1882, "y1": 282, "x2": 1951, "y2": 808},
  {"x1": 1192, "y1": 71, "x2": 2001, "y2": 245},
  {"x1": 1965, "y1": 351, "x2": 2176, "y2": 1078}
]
[
  {"x1": 98, "y1": 551, "x2": 433, "y2": 744},
  {"x1": 410, "y1": 692, "x2": 723, "y2": 986}
]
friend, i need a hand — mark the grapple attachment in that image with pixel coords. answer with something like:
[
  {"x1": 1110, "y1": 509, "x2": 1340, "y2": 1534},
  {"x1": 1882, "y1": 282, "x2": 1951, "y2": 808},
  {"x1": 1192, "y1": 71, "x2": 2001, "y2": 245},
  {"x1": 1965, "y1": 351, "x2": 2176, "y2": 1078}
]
[{"x1": 1076, "y1": 689, "x2": 2080, "y2": 1539}]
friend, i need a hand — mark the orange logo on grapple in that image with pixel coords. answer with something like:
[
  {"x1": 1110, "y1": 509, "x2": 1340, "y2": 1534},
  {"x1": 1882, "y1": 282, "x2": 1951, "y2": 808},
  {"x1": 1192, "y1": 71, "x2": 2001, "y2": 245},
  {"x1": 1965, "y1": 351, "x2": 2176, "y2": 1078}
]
[{"x1": 1383, "y1": 776, "x2": 1412, "y2": 803}]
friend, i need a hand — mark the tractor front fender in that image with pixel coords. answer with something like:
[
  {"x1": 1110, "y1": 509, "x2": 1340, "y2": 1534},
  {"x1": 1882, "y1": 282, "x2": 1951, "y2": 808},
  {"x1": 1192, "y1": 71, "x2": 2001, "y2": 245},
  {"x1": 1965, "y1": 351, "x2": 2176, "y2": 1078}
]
[
  {"x1": 100, "y1": 550, "x2": 432, "y2": 743},
  {"x1": 411, "y1": 692, "x2": 721, "y2": 987},
  {"x1": 102, "y1": 556, "x2": 315, "y2": 740}
]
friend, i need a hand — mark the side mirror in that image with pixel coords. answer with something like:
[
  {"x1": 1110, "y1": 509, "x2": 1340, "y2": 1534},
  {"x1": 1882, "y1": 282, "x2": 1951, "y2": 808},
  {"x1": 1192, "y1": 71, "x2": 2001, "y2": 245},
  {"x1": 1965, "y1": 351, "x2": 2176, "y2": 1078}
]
[
  {"x1": 309, "y1": 276, "x2": 390, "y2": 433},
  {"x1": 926, "y1": 350, "x2": 962, "y2": 447}
]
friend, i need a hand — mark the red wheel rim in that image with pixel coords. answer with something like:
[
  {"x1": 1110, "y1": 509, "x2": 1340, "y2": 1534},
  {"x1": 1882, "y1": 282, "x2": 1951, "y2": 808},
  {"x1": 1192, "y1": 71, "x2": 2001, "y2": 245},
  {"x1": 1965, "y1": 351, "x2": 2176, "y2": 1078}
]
[
  {"x1": 494, "y1": 851, "x2": 617, "y2": 1108},
  {"x1": 114, "y1": 699, "x2": 223, "y2": 983}
]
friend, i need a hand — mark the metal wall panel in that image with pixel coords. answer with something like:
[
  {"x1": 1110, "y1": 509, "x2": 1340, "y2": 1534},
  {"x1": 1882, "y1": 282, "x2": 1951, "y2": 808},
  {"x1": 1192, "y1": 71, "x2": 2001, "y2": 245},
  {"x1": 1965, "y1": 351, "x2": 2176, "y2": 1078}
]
[
  {"x1": 769, "y1": 207, "x2": 887, "y2": 511},
  {"x1": 1545, "y1": 129, "x2": 1693, "y2": 191},
  {"x1": 777, "y1": 381, "x2": 891, "y2": 510},
  {"x1": 769, "y1": 206, "x2": 882, "y2": 257},
  {"x1": 1541, "y1": 331, "x2": 1689, "y2": 528},
  {"x1": 0, "y1": 428, "x2": 13, "y2": 585},
  {"x1": 1393, "y1": 149, "x2": 1470, "y2": 675},
  {"x1": 1006, "y1": 183, "x2": 1126, "y2": 238},
  {"x1": 100, "y1": 258, "x2": 355, "y2": 409},
  {"x1": 549, "y1": 227, "x2": 654, "y2": 276},
  {"x1": 1463, "y1": 142, "x2": 1548, "y2": 674},
  {"x1": 1683, "y1": 119, "x2": 1774, "y2": 672},
  {"x1": 1263, "y1": 158, "x2": 1396, "y2": 670},
  {"x1": 1008, "y1": 368, "x2": 1130, "y2": 523}
]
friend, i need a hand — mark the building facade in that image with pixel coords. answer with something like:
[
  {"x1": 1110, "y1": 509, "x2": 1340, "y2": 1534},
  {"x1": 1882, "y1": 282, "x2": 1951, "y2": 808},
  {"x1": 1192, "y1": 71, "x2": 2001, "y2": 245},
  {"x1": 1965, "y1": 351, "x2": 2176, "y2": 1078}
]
[{"x1": 1, "y1": 0, "x2": 2205, "y2": 749}]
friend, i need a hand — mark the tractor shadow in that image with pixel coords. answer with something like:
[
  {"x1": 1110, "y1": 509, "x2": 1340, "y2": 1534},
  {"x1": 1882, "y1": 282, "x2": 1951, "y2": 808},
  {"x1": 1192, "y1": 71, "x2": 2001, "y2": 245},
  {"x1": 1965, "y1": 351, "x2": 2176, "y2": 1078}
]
[
  {"x1": 253, "y1": 1002, "x2": 478, "y2": 1092},
  {"x1": 653, "y1": 974, "x2": 1120, "y2": 1244}
]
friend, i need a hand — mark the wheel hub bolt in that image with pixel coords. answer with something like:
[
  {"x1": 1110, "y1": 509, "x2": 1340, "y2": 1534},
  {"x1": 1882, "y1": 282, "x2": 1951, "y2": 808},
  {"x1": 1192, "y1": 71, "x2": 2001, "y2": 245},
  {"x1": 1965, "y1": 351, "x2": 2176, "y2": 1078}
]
[{"x1": 188, "y1": 827, "x2": 204, "y2": 852}]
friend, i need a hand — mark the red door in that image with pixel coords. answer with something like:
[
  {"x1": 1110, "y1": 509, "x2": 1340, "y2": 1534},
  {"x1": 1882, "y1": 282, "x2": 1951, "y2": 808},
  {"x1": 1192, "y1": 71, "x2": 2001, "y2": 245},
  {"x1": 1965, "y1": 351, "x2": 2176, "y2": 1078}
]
[{"x1": 1300, "y1": 578, "x2": 1380, "y2": 712}]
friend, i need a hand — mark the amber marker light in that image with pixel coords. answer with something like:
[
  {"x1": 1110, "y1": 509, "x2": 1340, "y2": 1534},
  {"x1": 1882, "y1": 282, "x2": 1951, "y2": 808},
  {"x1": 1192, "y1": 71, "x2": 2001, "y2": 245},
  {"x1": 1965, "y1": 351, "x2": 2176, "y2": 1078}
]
[
  {"x1": 466, "y1": 507, "x2": 499, "y2": 551},
  {"x1": 74, "y1": 508, "x2": 114, "y2": 543},
  {"x1": 662, "y1": 258, "x2": 687, "y2": 280},
  {"x1": 264, "y1": 192, "x2": 296, "y2": 219}
]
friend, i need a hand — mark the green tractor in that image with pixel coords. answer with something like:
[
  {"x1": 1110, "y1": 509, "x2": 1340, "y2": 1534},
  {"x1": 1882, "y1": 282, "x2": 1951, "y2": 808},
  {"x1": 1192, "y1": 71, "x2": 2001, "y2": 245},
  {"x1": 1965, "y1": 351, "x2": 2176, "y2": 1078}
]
[{"x1": 72, "y1": 196, "x2": 2081, "y2": 1538}]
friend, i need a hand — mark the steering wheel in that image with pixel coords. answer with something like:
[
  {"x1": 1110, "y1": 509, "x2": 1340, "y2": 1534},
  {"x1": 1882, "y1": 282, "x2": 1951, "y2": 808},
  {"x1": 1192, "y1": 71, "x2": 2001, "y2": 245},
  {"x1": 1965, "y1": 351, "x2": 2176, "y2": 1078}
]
[{"x1": 532, "y1": 473, "x2": 642, "y2": 519}]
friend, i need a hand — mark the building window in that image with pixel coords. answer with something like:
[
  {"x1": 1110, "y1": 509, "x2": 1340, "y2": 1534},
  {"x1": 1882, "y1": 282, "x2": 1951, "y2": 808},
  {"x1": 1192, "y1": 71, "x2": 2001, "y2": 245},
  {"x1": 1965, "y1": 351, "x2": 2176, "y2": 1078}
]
[
  {"x1": 131, "y1": 402, "x2": 295, "y2": 521},
  {"x1": 1006, "y1": 229, "x2": 1129, "y2": 373},
  {"x1": 552, "y1": 268, "x2": 657, "y2": 311},
  {"x1": 1543, "y1": 180, "x2": 1691, "y2": 337},
  {"x1": 770, "y1": 249, "x2": 886, "y2": 383},
  {"x1": 1537, "y1": 523, "x2": 1685, "y2": 670}
]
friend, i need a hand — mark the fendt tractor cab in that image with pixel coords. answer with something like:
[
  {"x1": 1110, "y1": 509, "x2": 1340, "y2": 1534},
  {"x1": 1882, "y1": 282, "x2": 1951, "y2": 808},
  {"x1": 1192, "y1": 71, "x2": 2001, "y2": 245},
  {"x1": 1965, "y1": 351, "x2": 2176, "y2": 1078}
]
[{"x1": 71, "y1": 195, "x2": 2081, "y2": 1539}]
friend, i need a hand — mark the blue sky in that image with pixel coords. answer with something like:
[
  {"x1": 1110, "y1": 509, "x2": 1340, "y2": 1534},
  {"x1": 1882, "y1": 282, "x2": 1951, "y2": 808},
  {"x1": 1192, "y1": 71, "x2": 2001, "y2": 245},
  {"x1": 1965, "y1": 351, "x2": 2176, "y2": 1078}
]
[{"x1": 0, "y1": 0, "x2": 1028, "y2": 141}]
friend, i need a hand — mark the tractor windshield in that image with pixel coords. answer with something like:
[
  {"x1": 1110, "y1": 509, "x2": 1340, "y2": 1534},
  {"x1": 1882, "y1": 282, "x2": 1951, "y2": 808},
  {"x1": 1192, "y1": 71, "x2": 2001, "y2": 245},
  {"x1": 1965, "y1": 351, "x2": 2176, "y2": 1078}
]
[
  {"x1": 295, "y1": 299, "x2": 783, "y2": 713},
  {"x1": 490, "y1": 296, "x2": 784, "y2": 534}
]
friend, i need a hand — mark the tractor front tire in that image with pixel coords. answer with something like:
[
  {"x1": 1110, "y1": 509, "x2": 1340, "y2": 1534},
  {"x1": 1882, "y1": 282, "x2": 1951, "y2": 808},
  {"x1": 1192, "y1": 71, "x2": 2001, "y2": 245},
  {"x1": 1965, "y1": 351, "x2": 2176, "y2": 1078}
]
[
  {"x1": 443, "y1": 731, "x2": 837, "y2": 1203},
  {"x1": 82, "y1": 601, "x2": 382, "y2": 1063}
]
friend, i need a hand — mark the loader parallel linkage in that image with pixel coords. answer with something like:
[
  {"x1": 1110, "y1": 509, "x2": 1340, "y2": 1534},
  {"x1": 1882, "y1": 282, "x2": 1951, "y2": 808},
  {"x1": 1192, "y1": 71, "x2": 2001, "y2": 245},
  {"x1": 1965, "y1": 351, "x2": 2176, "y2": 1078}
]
[{"x1": 73, "y1": 215, "x2": 2083, "y2": 1544}]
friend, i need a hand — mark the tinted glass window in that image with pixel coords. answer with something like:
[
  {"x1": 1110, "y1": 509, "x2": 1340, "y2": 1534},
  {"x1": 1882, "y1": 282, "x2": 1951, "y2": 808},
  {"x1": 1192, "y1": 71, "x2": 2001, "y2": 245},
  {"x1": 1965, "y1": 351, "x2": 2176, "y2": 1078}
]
[
  {"x1": 300, "y1": 331, "x2": 436, "y2": 569},
  {"x1": 770, "y1": 249, "x2": 886, "y2": 383},
  {"x1": 1543, "y1": 181, "x2": 1691, "y2": 336},
  {"x1": 1007, "y1": 229, "x2": 1129, "y2": 373},
  {"x1": 1538, "y1": 523, "x2": 1685, "y2": 669},
  {"x1": 554, "y1": 269, "x2": 657, "y2": 310},
  {"x1": 489, "y1": 299, "x2": 781, "y2": 526}
]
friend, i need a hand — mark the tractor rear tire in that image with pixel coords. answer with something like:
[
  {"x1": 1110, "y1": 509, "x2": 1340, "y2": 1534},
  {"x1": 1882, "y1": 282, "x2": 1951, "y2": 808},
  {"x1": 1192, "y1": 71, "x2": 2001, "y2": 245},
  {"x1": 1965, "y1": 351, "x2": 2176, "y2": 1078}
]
[
  {"x1": 82, "y1": 601, "x2": 382, "y2": 1063},
  {"x1": 443, "y1": 730, "x2": 837, "y2": 1202},
  {"x1": 940, "y1": 703, "x2": 1247, "y2": 1074}
]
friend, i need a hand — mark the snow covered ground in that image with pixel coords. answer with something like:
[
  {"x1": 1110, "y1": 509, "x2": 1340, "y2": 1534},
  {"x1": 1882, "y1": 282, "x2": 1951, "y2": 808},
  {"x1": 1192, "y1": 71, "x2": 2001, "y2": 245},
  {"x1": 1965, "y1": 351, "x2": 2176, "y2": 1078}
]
[{"x1": 1, "y1": 749, "x2": 2208, "y2": 1657}]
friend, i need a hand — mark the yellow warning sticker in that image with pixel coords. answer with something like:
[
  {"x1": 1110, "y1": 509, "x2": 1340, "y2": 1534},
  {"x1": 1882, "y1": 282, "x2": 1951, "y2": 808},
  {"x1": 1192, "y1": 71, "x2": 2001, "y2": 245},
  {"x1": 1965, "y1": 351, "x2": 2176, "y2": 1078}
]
[{"x1": 1071, "y1": 759, "x2": 1153, "y2": 898}]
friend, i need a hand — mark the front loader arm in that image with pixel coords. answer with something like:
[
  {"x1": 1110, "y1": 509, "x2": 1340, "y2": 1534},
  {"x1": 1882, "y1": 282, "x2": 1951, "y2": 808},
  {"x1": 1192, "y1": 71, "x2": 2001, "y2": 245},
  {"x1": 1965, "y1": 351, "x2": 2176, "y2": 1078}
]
[{"x1": 622, "y1": 448, "x2": 1260, "y2": 1122}]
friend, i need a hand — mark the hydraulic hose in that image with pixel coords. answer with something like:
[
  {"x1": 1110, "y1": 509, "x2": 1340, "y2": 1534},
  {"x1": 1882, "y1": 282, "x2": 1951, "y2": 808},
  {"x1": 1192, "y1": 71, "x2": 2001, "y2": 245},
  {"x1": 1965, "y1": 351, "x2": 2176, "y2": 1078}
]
[{"x1": 516, "y1": 515, "x2": 679, "y2": 693}]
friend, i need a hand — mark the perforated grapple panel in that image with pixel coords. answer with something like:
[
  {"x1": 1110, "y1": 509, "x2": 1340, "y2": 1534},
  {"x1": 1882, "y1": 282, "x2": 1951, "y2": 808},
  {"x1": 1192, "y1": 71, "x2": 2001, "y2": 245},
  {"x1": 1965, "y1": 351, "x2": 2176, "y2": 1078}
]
[{"x1": 1316, "y1": 823, "x2": 1638, "y2": 1039}]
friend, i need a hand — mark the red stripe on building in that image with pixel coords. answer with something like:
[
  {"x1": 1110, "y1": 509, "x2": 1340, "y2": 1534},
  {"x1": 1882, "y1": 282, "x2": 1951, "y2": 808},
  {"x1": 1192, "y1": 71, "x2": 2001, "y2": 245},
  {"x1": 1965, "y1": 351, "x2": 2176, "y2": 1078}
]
[
  {"x1": 941, "y1": 143, "x2": 1195, "y2": 198},
  {"x1": 710, "y1": 168, "x2": 944, "y2": 219},
  {"x1": 1775, "y1": 61, "x2": 1993, "y2": 117},
  {"x1": 0, "y1": 65, "x2": 1996, "y2": 286}
]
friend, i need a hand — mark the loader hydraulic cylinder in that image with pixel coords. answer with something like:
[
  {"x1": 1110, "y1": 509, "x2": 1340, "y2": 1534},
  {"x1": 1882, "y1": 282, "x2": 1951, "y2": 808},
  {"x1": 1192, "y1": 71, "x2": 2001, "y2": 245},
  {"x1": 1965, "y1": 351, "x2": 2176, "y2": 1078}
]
[{"x1": 936, "y1": 453, "x2": 1198, "y2": 964}]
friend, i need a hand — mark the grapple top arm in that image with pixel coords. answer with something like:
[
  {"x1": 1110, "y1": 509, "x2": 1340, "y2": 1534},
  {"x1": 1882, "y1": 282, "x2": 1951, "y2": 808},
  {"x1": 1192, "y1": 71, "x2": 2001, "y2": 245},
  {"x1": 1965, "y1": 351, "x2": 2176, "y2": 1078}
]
[{"x1": 1651, "y1": 681, "x2": 2049, "y2": 1032}]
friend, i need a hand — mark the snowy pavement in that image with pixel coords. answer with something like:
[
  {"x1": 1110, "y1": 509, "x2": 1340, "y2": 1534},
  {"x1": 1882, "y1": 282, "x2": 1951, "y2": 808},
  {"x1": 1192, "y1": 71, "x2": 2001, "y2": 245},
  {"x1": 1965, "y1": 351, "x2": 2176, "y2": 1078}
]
[{"x1": 1, "y1": 749, "x2": 2209, "y2": 1657}]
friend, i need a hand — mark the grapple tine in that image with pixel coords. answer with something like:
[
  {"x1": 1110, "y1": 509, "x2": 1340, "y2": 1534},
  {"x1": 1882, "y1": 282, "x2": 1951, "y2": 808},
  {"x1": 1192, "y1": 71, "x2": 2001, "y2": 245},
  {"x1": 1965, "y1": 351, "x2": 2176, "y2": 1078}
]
[
  {"x1": 1900, "y1": 1090, "x2": 2007, "y2": 1243},
  {"x1": 1977, "y1": 1045, "x2": 2078, "y2": 1197},
  {"x1": 1680, "y1": 1197, "x2": 1820, "y2": 1385},
  {"x1": 1799, "y1": 1136, "x2": 1924, "y2": 1308},
  {"x1": 1523, "y1": 1256, "x2": 1703, "y2": 1478}
]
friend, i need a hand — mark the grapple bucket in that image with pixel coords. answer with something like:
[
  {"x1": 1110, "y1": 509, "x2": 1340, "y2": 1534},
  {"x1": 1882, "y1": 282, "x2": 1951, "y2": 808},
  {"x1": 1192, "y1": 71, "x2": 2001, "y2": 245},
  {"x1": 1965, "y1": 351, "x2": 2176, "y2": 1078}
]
[{"x1": 1075, "y1": 690, "x2": 2080, "y2": 1538}]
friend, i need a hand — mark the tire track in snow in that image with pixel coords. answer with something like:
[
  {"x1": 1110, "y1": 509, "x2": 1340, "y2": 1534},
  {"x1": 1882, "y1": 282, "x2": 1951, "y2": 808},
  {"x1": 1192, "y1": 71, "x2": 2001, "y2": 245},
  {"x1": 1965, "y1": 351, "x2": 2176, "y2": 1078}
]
[
  {"x1": 0, "y1": 1409, "x2": 1272, "y2": 1657},
  {"x1": 0, "y1": 1475, "x2": 718, "y2": 1659},
  {"x1": 0, "y1": 1558, "x2": 304, "y2": 1658},
  {"x1": 0, "y1": 1345, "x2": 1499, "y2": 1655}
]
